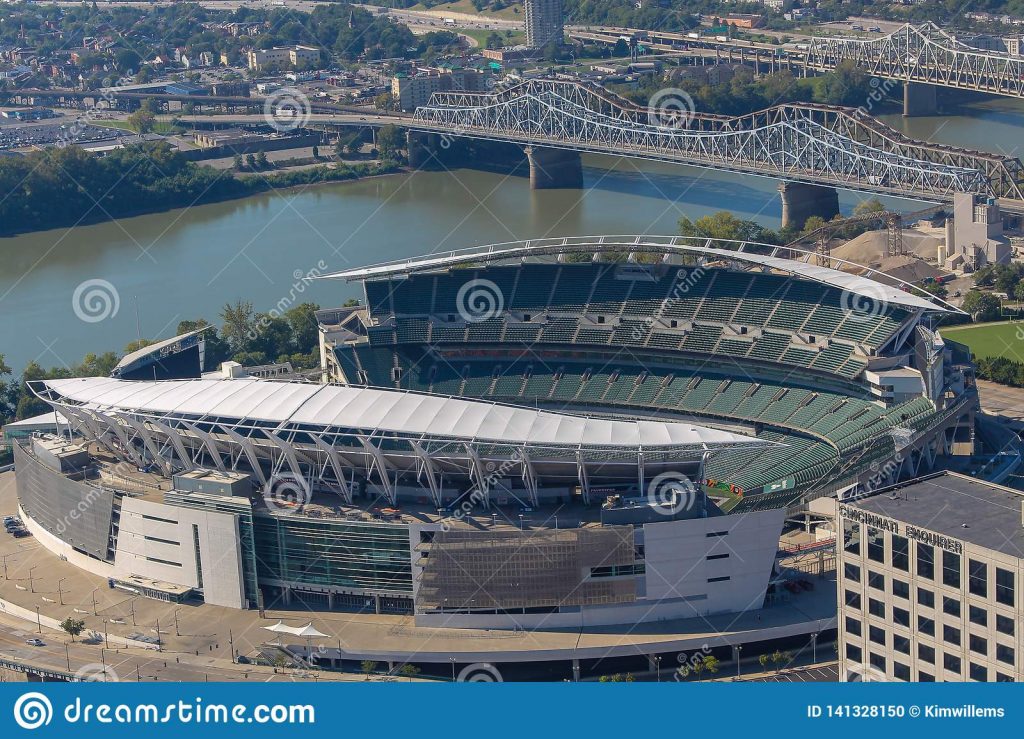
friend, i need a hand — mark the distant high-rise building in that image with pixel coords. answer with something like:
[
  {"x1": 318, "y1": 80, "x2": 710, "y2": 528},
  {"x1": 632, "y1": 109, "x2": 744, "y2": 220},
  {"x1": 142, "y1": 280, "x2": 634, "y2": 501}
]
[{"x1": 525, "y1": 0, "x2": 564, "y2": 49}]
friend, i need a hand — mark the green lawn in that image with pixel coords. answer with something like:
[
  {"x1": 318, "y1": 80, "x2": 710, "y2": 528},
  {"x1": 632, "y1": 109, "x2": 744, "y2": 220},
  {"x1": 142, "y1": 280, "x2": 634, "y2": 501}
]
[{"x1": 940, "y1": 321, "x2": 1024, "y2": 362}]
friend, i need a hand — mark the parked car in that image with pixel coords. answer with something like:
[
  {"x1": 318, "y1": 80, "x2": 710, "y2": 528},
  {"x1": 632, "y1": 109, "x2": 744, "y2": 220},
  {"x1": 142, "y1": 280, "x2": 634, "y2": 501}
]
[
  {"x1": 25, "y1": 638, "x2": 44, "y2": 647},
  {"x1": 12, "y1": 529, "x2": 30, "y2": 538}
]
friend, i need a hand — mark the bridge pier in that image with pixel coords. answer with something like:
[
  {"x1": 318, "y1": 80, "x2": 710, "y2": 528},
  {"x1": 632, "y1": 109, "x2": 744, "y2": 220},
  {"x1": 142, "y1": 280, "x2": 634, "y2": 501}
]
[
  {"x1": 407, "y1": 131, "x2": 446, "y2": 170},
  {"x1": 903, "y1": 82, "x2": 938, "y2": 117},
  {"x1": 525, "y1": 146, "x2": 583, "y2": 189},
  {"x1": 778, "y1": 182, "x2": 840, "y2": 231}
]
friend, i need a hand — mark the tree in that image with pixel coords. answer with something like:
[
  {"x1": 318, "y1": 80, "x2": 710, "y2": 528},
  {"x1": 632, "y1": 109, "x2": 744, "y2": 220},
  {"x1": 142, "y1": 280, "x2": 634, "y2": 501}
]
[
  {"x1": 678, "y1": 211, "x2": 776, "y2": 247},
  {"x1": 485, "y1": 32, "x2": 503, "y2": 50},
  {"x1": 126, "y1": 108, "x2": 156, "y2": 134},
  {"x1": 255, "y1": 151, "x2": 269, "y2": 170},
  {"x1": 360, "y1": 659, "x2": 378, "y2": 679},
  {"x1": 60, "y1": 617, "x2": 86, "y2": 642},
  {"x1": 233, "y1": 153, "x2": 244, "y2": 171},
  {"x1": 853, "y1": 197, "x2": 886, "y2": 216},
  {"x1": 246, "y1": 153, "x2": 257, "y2": 170},
  {"x1": 376, "y1": 125, "x2": 405, "y2": 162},
  {"x1": 220, "y1": 299, "x2": 259, "y2": 354},
  {"x1": 758, "y1": 654, "x2": 769, "y2": 671},
  {"x1": 962, "y1": 290, "x2": 1002, "y2": 322},
  {"x1": 398, "y1": 663, "x2": 420, "y2": 681},
  {"x1": 701, "y1": 655, "x2": 720, "y2": 675}
]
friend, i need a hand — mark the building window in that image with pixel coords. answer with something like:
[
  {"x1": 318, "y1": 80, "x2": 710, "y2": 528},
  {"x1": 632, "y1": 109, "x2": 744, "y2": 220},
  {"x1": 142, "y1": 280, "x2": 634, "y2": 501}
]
[
  {"x1": 869, "y1": 653, "x2": 886, "y2": 672},
  {"x1": 918, "y1": 616, "x2": 935, "y2": 636},
  {"x1": 868, "y1": 571, "x2": 884, "y2": 591},
  {"x1": 996, "y1": 673, "x2": 1014, "y2": 683},
  {"x1": 893, "y1": 607, "x2": 910, "y2": 628},
  {"x1": 893, "y1": 662, "x2": 911, "y2": 681},
  {"x1": 996, "y1": 644, "x2": 1015, "y2": 666},
  {"x1": 846, "y1": 617, "x2": 862, "y2": 637},
  {"x1": 968, "y1": 560, "x2": 988, "y2": 598},
  {"x1": 707, "y1": 576, "x2": 730, "y2": 583},
  {"x1": 843, "y1": 519, "x2": 861, "y2": 556},
  {"x1": 969, "y1": 634, "x2": 988, "y2": 655},
  {"x1": 893, "y1": 635, "x2": 910, "y2": 655},
  {"x1": 869, "y1": 626, "x2": 886, "y2": 646},
  {"x1": 845, "y1": 590, "x2": 861, "y2": 609},
  {"x1": 868, "y1": 598, "x2": 885, "y2": 618},
  {"x1": 846, "y1": 643, "x2": 862, "y2": 662},
  {"x1": 969, "y1": 663, "x2": 988, "y2": 682},
  {"x1": 918, "y1": 644, "x2": 935, "y2": 664},
  {"x1": 867, "y1": 526, "x2": 885, "y2": 563},
  {"x1": 891, "y1": 534, "x2": 909, "y2": 571},
  {"x1": 942, "y1": 551, "x2": 961, "y2": 588},
  {"x1": 943, "y1": 625, "x2": 961, "y2": 646},
  {"x1": 917, "y1": 588, "x2": 934, "y2": 608},
  {"x1": 996, "y1": 614, "x2": 1015, "y2": 636},
  {"x1": 996, "y1": 567, "x2": 1015, "y2": 607},
  {"x1": 918, "y1": 671, "x2": 935, "y2": 682},
  {"x1": 892, "y1": 579, "x2": 909, "y2": 600},
  {"x1": 943, "y1": 654, "x2": 962, "y2": 675},
  {"x1": 942, "y1": 596, "x2": 961, "y2": 618},
  {"x1": 969, "y1": 605, "x2": 987, "y2": 627},
  {"x1": 917, "y1": 543, "x2": 934, "y2": 580},
  {"x1": 844, "y1": 563, "x2": 861, "y2": 581}
]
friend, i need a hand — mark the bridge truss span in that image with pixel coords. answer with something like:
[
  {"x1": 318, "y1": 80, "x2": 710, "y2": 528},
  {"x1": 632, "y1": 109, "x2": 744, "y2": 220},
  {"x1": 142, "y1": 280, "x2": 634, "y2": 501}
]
[
  {"x1": 805, "y1": 22, "x2": 1024, "y2": 99},
  {"x1": 412, "y1": 79, "x2": 1021, "y2": 201}
]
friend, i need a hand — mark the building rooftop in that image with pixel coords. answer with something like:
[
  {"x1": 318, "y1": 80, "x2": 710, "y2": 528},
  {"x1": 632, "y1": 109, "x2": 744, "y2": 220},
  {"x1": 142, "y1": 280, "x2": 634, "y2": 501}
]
[{"x1": 849, "y1": 472, "x2": 1024, "y2": 557}]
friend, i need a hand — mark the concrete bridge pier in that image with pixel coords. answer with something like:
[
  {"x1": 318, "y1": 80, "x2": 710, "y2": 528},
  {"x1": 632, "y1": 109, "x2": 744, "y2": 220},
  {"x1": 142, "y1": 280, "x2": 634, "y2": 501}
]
[
  {"x1": 525, "y1": 146, "x2": 584, "y2": 189},
  {"x1": 407, "y1": 131, "x2": 446, "y2": 170},
  {"x1": 903, "y1": 82, "x2": 938, "y2": 117},
  {"x1": 778, "y1": 181, "x2": 840, "y2": 230}
]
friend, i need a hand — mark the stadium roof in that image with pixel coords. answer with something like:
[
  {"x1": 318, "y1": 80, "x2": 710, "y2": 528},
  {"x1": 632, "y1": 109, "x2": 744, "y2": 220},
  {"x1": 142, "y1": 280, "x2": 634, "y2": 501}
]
[
  {"x1": 39, "y1": 377, "x2": 765, "y2": 450},
  {"x1": 113, "y1": 327, "x2": 209, "y2": 375},
  {"x1": 319, "y1": 236, "x2": 956, "y2": 313}
]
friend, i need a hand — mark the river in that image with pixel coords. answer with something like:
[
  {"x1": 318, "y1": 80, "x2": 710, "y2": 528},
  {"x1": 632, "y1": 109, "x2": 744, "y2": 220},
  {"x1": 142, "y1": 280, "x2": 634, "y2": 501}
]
[{"x1": 2, "y1": 98, "x2": 1022, "y2": 374}]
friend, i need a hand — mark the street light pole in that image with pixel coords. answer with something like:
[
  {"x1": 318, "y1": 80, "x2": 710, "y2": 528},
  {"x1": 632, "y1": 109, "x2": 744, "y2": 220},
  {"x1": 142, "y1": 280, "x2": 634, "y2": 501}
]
[
  {"x1": 35, "y1": 606, "x2": 41, "y2": 634},
  {"x1": 449, "y1": 656, "x2": 456, "y2": 682},
  {"x1": 65, "y1": 642, "x2": 71, "y2": 672},
  {"x1": 28, "y1": 565, "x2": 37, "y2": 593},
  {"x1": 57, "y1": 578, "x2": 65, "y2": 606},
  {"x1": 735, "y1": 645, "x2": 743, "y2": 679},
  {"x1": 811, "y1": 633, "x2": 818, "y2": 664},
  {"x1": 91, "y1": 589, "x2": 98, "y2": 616}
]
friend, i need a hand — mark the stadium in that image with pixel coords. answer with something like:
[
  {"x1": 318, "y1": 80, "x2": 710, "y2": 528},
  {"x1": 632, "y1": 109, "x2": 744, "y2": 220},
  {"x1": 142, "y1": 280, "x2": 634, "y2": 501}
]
[{"x1": 13, "y1": 236, "x2": 978, "y2": 632}]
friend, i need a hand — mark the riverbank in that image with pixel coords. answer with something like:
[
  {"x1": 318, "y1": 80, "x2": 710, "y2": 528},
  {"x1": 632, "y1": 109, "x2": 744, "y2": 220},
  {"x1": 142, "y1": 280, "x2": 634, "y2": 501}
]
[{"x1": 0, "y1": 142, "x2": 403, "y2": 239}]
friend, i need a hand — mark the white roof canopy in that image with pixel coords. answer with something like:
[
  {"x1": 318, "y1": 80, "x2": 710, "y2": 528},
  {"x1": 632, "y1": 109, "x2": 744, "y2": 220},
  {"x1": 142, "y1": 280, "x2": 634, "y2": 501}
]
[
  {"x1": 318, "y1": 236, "x2": 956, "y2": 313},
  {"x1": 40, "y1": 377, "x2": 764, "y2": 450},
  {"x1": 263, "y1": 621, "x2": 328, "y2": 638}
]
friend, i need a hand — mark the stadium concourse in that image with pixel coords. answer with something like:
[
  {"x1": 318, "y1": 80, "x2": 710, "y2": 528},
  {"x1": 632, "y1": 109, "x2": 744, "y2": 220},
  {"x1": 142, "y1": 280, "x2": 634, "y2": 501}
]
[{"x1": 8, "y1": 236, "x2": 979, "y2": 662}]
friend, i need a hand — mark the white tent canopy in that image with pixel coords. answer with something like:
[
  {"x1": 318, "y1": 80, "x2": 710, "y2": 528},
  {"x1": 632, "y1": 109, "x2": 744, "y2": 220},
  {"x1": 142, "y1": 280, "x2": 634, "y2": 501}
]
[{"x1": 263, "y1": 621, "x2": 328, "y2": 638}]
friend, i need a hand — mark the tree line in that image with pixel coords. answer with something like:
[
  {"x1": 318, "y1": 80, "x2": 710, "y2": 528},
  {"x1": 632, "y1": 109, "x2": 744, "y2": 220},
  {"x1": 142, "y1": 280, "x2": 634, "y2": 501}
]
[{"x1": 0, "y1": 141, "x2": 401, "y2": 237}]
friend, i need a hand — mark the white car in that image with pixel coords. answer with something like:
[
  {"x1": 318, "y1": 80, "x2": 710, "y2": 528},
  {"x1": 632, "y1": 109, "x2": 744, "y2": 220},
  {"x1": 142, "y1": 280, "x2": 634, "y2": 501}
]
[{"x1": 25, "y1": 638, "x2": 44, "y2": 647}]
